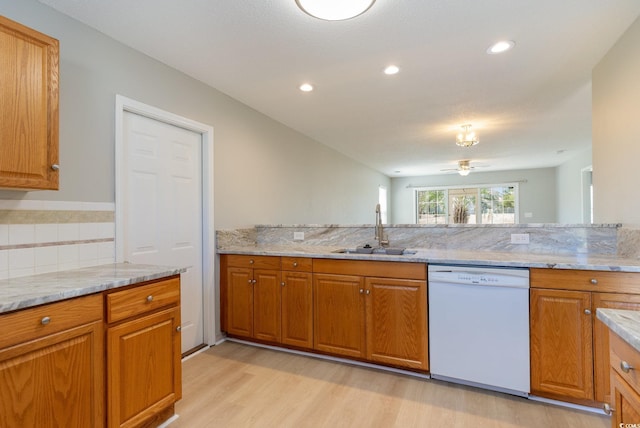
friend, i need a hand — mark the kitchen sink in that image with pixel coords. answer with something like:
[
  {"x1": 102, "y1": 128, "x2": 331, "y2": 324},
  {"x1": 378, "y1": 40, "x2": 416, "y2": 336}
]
[{"x1": 332, "y1": 248, "x2": 417, "y2": 256}]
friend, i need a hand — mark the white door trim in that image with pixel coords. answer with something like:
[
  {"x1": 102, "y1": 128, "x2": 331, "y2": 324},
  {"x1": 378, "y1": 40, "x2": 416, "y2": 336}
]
[{"x1": 115, "y1": 94, "x2": 216, "y2": 346}]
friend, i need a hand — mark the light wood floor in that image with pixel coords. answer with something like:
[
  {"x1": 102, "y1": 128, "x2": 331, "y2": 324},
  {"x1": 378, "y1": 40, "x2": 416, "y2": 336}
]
[{"x1": 172, "y1": 341, "x2": 609, "y2": 428}]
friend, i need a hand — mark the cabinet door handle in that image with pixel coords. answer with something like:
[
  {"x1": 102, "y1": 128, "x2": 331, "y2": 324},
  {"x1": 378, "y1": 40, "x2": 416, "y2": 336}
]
[
  {"x1": 603, "y1": 403, "x2": 612, "y2": 415},
  {"x1": 281, "y1": 282, "x2": 285, "y2": 287},
  {"x1": 252, "y1": 279, "x2": 257, "y2": 284},
  {"x1": 359, "y1": 289, "x2": 364, "y2": 294},
  {"x1": 621, "y1": 360, "x2": 634, "y2": 373},
  {"x1": 248, "y1": 279, "x2": 252, "y2": 284},
  {"x1": 176, "y1": 325, "x2": 182, "y2": 332},
  {"x1": 51, "y1": 164, "x2": 60, "y2": 171},
  {"x1": 365, "y1": 290, "x2": 371, "y2": 295},
  {"x1": 146, "y1": 295, "x2": 154, "y2": 303},
  {"x1": 590, "y1": 278, "x2": 598, "y2": 285},
  {"x1": 41, "y1": 316, "x2": 51, "y2": 325},
  {"x1": 584, "y1": 309, "x2": 591, "y2": 315}
]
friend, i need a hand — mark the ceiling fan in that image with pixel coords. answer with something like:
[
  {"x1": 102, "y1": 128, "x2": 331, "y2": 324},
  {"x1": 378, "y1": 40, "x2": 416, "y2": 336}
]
[{"x1": 440, "y1": 160, "x2": 489, "y2": 176}]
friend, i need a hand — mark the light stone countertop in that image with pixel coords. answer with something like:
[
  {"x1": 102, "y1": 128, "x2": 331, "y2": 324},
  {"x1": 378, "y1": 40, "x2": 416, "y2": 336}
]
[
  {"x1": 217, "y1": 245, "x2": 640, "y2": 272},
  {"x1": 0, "y1": 263, "x2": 186, "y2": 314},
  {"x1": 597, "y1": 309, "x2": 640, "y2": 353}
]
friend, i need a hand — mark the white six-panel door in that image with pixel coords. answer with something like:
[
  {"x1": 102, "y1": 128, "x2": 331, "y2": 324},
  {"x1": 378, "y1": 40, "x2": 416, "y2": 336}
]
[{"x1": 122, "y1": 111, "x2": 204, "y2": 353}]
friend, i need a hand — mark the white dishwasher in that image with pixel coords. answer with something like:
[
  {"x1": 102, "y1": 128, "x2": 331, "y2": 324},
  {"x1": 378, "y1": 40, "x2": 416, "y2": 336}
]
[{"x1": 428, "y1": 264, "x2": 530, "y2": 397}]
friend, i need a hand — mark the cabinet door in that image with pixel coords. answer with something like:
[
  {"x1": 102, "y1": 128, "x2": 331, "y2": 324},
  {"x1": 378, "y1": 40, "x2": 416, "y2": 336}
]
[
  {"x1": 281, "y1": 271, "x2": 313, "y2": 349},
  {"x1": 253, "y1": 269, "x2": 282, "y2": 343},
  {"x1": 313, "y1": 273, "x2": 365, "y2": 358},
  {"x1": 226, "y1": 267, "x2": 254, "y2": 337},
  {"x1": 593, "y1": 293, "x2": 640, "y2": 404},
  {"x1": 0, "y1": 321, "x2": 104, "y2": 428},
  {"x1": 530, "y1": 288, "x2": 594, "y2": 400},
  {"x1": 612, "y1": 371, "x2": 640, "y2": 426},
  {"x1": 365, "y1": 277, "x2": 428, "y2": 370},
  {"x1": 107, "y1": 307, "x2": 182, "y2": 428},
  {"x1": 0, "y1": 16, "x2": 59, "y2": 190}
]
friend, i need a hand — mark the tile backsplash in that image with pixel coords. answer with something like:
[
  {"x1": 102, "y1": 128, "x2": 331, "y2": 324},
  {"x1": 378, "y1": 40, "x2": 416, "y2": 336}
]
[{"x1": 0, "y1": 200, "x2": 115, "y2": 279}]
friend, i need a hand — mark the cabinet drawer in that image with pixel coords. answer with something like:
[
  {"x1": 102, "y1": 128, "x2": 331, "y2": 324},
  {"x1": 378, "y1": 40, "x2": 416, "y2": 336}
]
[
  {"x1": 225, "y1": 254, "x2": 281, "y2": 270},
  {"x1": 313, "y1": 259, "x2": 426, "y2": 280},
  {"x1": 0, "y1": 294, "x2": 103, "y2": 349},
  {"x1": 106, "y1": 276, "x2": 180, "y2": 324},
  {"x1": 610, "y1": 332, "x2": 640, "y2": 393},
  {"x1": 531, "y1": 268, "x2": 640, "y2": 294},
  {"x1": 281, "y1": 257, "x2": 312, "y2": 272}
]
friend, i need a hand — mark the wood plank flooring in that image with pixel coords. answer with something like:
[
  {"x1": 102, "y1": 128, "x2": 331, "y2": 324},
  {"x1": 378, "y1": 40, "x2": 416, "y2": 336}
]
[{"x1": 172, "y1": 341, "x2": 609, "y2": 428}]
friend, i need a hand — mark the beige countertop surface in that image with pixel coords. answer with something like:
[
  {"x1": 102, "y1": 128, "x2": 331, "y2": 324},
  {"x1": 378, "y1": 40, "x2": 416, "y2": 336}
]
[
  {"x1": 0, "y1": 263, "x2": 186, "y2": 314},
  {"x1": 597, "y1": 309, "x2": 640, "y2": 353},
  {"x1": 218, "y1": 245, "x2": 640, "y2": 272}
]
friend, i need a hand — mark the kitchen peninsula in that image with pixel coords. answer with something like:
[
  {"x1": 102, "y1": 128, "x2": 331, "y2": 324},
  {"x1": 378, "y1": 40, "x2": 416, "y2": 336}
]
[{"x1": 218, "y1": 223, "x2": 640, "y2": 413}]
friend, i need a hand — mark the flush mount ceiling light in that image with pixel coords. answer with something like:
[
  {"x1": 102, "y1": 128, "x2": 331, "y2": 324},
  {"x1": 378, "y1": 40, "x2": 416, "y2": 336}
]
[
  {"x1": 296, "y1": 0, "x2": 376, "y2": 21},
  {"x1": 299, "y1": 83, "x2": 314, "y2": 92},
  {"x1": 384, "y1": 65, "x2": 400, "y2": 75},
  {"x1": 456, "y1": 124, "x2": 479, "y2": 147},
  {"x1": 487, "y1": 40, "x2": 515, "y2": 54}
]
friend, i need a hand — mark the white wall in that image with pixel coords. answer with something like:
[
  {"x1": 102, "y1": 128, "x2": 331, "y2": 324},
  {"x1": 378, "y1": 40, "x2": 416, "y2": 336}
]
[
  {"x1": 0, "y1": 0, "x2": 389, "y2": 228},
  {"x1": 593, "y1": 16, "x2": 640, "y2": 225},
  {"x1": 390, "y1": 168, "x2": 557, "y2": 224},
  {"x1": 556, "y1": 148, "x2": 592, "y2": 224}
]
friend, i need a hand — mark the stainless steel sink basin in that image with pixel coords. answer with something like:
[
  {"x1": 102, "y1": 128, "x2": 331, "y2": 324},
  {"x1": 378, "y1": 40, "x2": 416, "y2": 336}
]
[{"x1": 331, "y1": 248, "x2": 417, "y2": 256}]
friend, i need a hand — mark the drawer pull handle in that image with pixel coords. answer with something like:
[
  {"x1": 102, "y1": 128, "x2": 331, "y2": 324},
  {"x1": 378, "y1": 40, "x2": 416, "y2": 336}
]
[
  {"x1": 293, "y1": 262, "x2": 298, "y2": 267},
  {"x1": 590, "y1": 278, "x2": 598, "y2": 285},
  {"x1": 146, "y1": 295, "x2": 154, "y2": 303},
  {"x1": 621, "y1": 361, "x2": 634, "y2": 373},
  {"x1": 41, "y1": 316, "x2": 51, "y2": 325},
  {"x1": 249, "y1": 259, "x2": 254, "y2": 264},
  {"x1": 603, "y1": 403, "x2": 612, "y2": 415}
]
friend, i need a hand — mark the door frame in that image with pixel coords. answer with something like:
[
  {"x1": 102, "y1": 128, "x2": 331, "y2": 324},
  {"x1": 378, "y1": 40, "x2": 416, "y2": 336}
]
[{"x1": 114, "y1": 94, "x2": 216, "y2": 346}]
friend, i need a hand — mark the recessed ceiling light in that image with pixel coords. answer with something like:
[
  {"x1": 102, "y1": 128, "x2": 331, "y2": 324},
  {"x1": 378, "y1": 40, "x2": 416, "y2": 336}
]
[
  {"x1": 384, "y1": 65, "x2": 400, "y2": 75},
  {"x1": 296, "y1": 0, "x2": 376, "y2": 21},
  {"x1": 486, "y1": 40, "x2": 515, "y2": 54},
  {"x1": 299, "y1": 83, "x2": 314, "y2": 92}
]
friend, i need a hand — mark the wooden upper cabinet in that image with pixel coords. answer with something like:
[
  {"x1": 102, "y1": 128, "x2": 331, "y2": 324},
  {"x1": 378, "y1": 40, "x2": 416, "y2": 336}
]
[{"x1": 0, "y1": 16, "x2": 59, "y2": 190}]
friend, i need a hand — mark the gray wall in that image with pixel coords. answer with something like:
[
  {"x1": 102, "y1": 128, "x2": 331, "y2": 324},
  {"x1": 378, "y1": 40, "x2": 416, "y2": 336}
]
[
  {"x1": 593, "y1": 16, "x2": 640, "y2": 225},
  {"x1": 390, "y1": 168, "x2": 557, "y2": 224},
  {"x1": 0, "y1": 0, "x2": 389, "y2": 228},
  {"x1": 556, "y1": 148, "x2": 592, "y2": 224}
]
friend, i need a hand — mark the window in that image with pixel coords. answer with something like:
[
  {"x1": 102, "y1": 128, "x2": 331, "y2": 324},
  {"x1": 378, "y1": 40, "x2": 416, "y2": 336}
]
[
  {"x1": 415, "y1": 184, "x2": 518, "y2": 225},
  {"x1": 378, "y1": 186, "x2": 388, "y2": 224}
]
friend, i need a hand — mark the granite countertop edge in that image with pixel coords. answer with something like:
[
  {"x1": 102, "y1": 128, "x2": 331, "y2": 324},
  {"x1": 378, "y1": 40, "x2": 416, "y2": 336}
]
[
  {"x1": 597, "y1": 309, "x2": 640, "y2": 353},
  {"x1": 0, "y1": 263, "x2": 187, "y2": 314},
  {"x1": 217, "y1": 246, "x2": 640, "y2": 272}
]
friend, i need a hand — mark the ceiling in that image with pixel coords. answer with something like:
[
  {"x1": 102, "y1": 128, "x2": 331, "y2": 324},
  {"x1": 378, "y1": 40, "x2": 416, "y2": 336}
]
[{"x1": 39, "y1": 0, "x2": 640, "y2": 177}]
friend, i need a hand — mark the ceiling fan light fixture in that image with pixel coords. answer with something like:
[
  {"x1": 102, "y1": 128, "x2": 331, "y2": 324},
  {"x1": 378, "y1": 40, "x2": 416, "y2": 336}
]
[
  {"x1": 296, "y1": 0, "x2": 376, "y2": 21},
  {"x1": 456, "y1": 124, "x2": 479, "y2": 147},
  {"x1": 457, "y1": 160, "x2": 472, "y2": 176}
]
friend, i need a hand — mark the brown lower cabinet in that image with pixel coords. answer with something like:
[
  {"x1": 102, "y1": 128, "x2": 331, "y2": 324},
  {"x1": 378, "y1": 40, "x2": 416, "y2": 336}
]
[
  {"x1": 0, "y1": 294, "x2": 104, "y2": 428},
  {"x1": 608, "y1": 332, "x2": 640, "y2": 426},
  {"x1": 106, "y1": 276, "x2": 182, "y2": 428},
  {"x1": 530, "y1": 268, "x2": 640, "y2": 407},
  {"x1": 222, "y1": 255, "x2": 428, "y2": 371}
]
